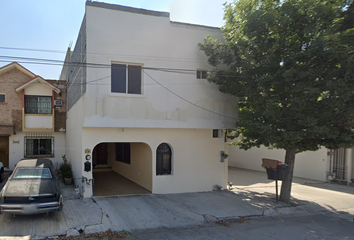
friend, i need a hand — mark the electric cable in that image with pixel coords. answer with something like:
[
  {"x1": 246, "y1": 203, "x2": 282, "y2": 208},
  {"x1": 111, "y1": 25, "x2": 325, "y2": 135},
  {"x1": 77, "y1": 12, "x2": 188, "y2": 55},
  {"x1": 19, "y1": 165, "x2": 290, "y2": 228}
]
[{"x1": 143, "y1": 70, "x2": 237, "y2": 120}]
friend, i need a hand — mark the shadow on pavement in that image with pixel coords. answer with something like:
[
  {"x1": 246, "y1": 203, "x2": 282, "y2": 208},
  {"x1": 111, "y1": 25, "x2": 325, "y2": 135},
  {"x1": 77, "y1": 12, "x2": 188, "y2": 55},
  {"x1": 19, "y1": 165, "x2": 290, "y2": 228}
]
[{"x1": 229, "y1": 167, "x2": 354, "y2": 195}]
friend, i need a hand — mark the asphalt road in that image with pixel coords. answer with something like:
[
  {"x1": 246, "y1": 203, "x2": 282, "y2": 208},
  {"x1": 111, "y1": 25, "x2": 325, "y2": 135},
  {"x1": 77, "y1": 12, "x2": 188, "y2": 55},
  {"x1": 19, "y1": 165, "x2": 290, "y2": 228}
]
[{"x1": 70, "y1": 214, "x2": 354, "y2": 240}]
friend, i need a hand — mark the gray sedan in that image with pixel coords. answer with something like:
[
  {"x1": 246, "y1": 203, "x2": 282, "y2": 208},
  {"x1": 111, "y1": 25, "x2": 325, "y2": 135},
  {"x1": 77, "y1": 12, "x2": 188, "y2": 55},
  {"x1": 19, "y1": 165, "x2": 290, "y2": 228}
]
[{"x1": 0, "y1": 159, "x2": 63, "y2": 215}]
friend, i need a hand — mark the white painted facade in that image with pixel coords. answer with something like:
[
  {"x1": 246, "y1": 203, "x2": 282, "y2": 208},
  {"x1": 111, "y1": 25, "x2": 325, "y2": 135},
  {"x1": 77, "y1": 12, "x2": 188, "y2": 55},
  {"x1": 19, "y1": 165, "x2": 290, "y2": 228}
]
[
  {"x1": 63, "y1": 2, "x2": 236, "y2": 198},
  {"x1": 8, "y1": 132, "x2": 65, "y2": 170},
  {"x1": 83, "y1": 6, "x2": 235, "y2": 129}
]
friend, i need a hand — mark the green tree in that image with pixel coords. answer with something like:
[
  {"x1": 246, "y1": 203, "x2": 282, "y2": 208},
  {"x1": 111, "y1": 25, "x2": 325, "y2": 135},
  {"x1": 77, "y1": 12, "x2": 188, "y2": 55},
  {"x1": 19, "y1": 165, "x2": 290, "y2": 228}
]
[{"x1": 199, "y1": 0, "x2": 354, "y2": 203}]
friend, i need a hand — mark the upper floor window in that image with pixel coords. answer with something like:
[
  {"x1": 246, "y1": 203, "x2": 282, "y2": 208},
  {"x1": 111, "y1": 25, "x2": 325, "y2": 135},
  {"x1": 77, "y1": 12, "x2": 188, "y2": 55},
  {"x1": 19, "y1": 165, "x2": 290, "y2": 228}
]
[
  {"x1": 213, "y1": 129, "x2": 219, "y2": 138},
  {"x1": 0, "y1": 94, "x2": 5, "y2": 103},
  {"x1": 196, "y1": 70, "x2": 208, "y2": 79},
  {"x1": 111, "y1": 63, "x2": 142, "y2": 94},
  {"x1": 24, "y1": 136, "x2": 54, "y2": 157},
  {"x1": 25, "y1": 96, "x2": 52, "y2": 114},
  {"x1": 156, "y1": 143, "x2": 172, "y2": 175}
]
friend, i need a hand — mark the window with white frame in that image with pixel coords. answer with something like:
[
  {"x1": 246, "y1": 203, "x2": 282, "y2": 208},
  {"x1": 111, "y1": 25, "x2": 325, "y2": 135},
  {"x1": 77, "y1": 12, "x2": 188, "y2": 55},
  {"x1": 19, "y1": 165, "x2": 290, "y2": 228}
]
[
  {"x1": 196, "y1": 70, "x2": 208, "y2": 79},
  {"x1": 24, "y1": 136, "x2": 54, "y2": 157},
  {"x1": 25, "y1": 95, "x2": 52, "y2": 114},
  {"x1": 111, "y1": 63, "x2": 142, "y2": 94}
]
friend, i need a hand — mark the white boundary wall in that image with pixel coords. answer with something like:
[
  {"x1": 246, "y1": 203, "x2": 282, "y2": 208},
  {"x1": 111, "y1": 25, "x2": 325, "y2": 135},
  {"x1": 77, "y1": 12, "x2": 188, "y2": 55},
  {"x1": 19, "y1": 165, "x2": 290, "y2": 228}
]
[{"x1": 229, "y1": 145, "x2": 329, "y2": 182}]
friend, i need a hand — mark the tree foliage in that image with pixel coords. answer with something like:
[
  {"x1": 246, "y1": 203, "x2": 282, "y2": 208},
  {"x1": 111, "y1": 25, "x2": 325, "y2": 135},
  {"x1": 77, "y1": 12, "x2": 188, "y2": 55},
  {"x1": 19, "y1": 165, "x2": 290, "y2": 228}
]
[{"x1": 200, "y1": 0, "x2": 354, "y2": 153}]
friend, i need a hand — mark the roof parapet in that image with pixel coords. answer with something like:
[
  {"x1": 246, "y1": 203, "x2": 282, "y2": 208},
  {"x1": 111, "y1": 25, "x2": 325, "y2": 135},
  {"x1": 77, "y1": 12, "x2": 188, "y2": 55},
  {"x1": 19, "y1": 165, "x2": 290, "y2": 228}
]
[{"x1": 86, "y1": 1, "x2": 170, "y2": 18}]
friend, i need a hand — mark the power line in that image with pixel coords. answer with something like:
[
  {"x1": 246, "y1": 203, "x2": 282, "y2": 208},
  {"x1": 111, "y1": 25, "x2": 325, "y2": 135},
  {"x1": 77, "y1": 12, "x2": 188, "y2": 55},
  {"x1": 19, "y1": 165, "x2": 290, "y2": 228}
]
[
  {"x1": 0, "y1": 46, "x2": 66, "y2": 54},
  {"x1": 143, "y1": 70, "x2": 237, "y2": 120},
  {"x1": 0, "y1": 57, "x2": 249, "y2": 79},
  {"x1": 0, "y1": 55, "x2": 200, "y2": 71},
  {"x1": 0, "y1": 46, "x2": 210, "y2": 63},
  {"x1": 0, "y1": 58, "x2": 237, "y2": 119}
]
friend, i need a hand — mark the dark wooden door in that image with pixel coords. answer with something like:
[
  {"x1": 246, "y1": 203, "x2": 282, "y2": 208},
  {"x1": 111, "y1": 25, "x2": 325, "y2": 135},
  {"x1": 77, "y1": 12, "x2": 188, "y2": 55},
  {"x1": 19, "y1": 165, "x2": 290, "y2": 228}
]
[
  {"x1": 0, "y1": 136, "x2": 9, "y2": 167},
  {"x1": 93, "y1": 143, "x2": 108, "y2": 165}
]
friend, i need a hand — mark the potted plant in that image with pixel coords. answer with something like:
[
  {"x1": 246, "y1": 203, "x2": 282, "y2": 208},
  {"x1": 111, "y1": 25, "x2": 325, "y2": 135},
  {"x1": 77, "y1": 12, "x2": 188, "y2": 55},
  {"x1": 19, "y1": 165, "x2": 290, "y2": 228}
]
[{"x1": 59, "y1": 155, "x2": 73, "y2": 185}]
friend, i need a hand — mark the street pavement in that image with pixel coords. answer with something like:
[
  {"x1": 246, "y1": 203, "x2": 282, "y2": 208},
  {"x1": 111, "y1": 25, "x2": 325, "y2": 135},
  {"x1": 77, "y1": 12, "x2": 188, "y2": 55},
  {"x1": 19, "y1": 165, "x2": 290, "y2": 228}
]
[
  {"x1": 121, "y1": 213, "x2": 354, "y2": 240},
  {"x1": 0, "y1": 168, "x2": 353, "y2": 239}
]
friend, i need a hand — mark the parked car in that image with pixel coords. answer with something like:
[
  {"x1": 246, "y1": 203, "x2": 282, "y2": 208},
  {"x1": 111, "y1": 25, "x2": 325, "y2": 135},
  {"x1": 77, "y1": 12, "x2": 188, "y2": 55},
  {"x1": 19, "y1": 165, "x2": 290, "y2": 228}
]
[
  {"x1": 0, "y1": 162, "x2": 3, "y2": 183},
  {"x1": 0, "y1": 159, "x2": 63, "y2": 215}
]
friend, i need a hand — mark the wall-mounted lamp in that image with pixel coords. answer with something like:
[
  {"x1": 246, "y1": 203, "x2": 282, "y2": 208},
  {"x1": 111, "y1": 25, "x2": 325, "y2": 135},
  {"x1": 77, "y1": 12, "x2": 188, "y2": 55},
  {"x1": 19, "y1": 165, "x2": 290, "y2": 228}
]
[
  {"x1": 13, "y1": 140, "x2": 20, "y2": 144},
  {"x1": 220, "y1": 151, "x2": 229, "y2": 162}
]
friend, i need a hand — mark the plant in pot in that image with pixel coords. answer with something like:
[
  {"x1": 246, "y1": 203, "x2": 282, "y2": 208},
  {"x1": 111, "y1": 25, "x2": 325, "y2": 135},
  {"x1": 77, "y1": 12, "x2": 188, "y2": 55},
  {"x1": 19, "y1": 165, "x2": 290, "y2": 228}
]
[{"x1": 59, "y1": 155, "x2": 73, "y2": 185}]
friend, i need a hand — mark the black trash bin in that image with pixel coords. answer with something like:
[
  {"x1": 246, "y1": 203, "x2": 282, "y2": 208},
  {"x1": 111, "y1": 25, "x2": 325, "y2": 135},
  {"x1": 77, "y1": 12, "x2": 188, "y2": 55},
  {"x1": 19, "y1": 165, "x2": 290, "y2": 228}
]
[{"x1": 266, "y1": 165, "x2": 287, "y2": 180}]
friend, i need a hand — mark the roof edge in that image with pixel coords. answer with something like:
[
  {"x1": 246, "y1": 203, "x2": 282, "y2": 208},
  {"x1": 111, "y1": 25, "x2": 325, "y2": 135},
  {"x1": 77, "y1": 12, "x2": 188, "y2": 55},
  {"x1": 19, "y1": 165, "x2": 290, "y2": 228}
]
[
  {"x1": 15, "y1": 76, "x2": 61, "y2": 94},
  {"x1": 0, "y1": 62, "x2": 36, "y2": 78},
  {"x1": 86, "y1": 1, "x2": 170, "y2": 18}
]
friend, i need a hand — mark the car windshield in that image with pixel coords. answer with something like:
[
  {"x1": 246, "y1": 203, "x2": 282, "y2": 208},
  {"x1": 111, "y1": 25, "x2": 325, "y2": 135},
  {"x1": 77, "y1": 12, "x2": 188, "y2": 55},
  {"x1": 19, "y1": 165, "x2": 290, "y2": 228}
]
[{"x1": 13, "y1": 168, "x2": 52, "y2": 179}]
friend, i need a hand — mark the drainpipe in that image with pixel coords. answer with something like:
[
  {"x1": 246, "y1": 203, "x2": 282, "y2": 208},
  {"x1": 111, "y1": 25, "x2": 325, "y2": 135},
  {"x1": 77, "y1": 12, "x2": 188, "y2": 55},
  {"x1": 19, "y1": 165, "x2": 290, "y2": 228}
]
[{"x1": 346, "y1": 148, "x2": 353, "y2": 185}]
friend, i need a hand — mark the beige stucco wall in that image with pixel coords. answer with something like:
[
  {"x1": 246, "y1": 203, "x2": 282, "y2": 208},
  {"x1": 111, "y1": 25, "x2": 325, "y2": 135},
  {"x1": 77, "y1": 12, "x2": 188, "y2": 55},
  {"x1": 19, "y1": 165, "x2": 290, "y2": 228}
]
[
  {"x1": 79, "y1": 128, "x2": 228, "y2": 198},
  {"x1": 25, "y1": 83, "x2": 52, "y2": 96},
  {"x1": 108, "y1": 142, "x2": 152, "y2": 191},
  {"x1": 24, "y1": 115, "x2": 52, "y2": 129}
]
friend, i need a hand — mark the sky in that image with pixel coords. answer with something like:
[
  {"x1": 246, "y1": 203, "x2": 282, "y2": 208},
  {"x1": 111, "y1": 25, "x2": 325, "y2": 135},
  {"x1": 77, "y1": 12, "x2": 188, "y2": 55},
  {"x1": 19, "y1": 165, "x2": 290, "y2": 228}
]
[{"x1": 0, "y1": 0, "x2": 229, "y2": 79}]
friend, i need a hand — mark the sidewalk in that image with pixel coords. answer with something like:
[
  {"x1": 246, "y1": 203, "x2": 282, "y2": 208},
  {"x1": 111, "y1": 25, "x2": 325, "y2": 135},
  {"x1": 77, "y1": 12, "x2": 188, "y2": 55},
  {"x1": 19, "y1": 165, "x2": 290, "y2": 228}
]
[
  {"x1": 1, "y1": 168, "x2": 353, "y2": 239},
  {"x1": 229, "y1": 167, "x2": 354, "y2": 215}
]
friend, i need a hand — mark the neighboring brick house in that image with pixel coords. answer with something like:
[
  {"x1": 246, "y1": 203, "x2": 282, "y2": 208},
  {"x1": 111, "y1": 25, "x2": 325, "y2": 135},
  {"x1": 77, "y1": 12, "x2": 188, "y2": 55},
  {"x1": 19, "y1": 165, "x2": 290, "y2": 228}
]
[{"x1": 0, "y1": 62, "x2": 66, "y2": 169}]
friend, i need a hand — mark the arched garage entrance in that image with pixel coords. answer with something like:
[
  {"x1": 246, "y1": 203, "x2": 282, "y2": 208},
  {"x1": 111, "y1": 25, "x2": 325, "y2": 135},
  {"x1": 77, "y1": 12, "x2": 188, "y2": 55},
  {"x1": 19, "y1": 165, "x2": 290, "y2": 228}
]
[{"x1": 92, "y1": 142, "x2": 152, "y2": 196}]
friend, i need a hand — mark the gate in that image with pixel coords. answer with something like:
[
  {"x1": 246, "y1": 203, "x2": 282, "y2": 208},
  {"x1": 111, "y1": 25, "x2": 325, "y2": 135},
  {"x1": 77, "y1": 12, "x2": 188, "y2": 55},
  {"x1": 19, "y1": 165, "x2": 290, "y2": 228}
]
[{"x1": 329, "y1": 149, "x2": 346, "y2": 181}]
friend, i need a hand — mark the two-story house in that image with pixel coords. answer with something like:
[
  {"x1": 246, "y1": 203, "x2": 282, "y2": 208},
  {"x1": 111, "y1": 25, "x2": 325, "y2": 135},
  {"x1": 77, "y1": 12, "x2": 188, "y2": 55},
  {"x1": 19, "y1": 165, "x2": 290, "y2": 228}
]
[
  {"x1": 0, "y1": 62, "x2": 66, "y2": 169},
  {"x1": 60, "y1": 1, "x2": 237, "y2": 198}
]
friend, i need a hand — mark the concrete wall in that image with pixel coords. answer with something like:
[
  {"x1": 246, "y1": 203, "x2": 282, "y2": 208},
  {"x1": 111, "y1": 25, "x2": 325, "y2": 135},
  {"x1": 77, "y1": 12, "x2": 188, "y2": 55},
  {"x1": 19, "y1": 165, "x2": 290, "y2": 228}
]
[
  {"x1": 65, "y1": 97, "x2": 85, "y2": 191},
  {"x1": 8, "y1": 132, "x2": 65, "y2": 170},
  {"x1": 66, "y1": 15, "x2": 87, "y2": 111},
  {"x1": 84, "y1": 3, "x2": 237, "y2": 130},
  {"x1": 229, "y1": 145, "x2": 328, "y2": 182},
  {"x1": 81, "y1": 128, "x2": 228, "y2": 197},
  {"x1": 108, "y1": 142, "x2": 152, "y2": 191}
]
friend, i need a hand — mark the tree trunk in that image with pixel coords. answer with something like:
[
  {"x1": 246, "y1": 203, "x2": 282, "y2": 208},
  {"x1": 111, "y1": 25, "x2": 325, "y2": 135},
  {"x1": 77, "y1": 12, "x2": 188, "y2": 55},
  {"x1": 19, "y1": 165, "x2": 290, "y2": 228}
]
[{"x1": 279, "y1": 149, "x2": 296, "y2": 203}]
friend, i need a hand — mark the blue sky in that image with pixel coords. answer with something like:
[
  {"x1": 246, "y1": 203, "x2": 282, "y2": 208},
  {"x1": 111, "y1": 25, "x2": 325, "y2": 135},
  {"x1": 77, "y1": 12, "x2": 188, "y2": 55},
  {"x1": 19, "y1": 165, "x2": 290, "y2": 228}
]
[{"x1": 0, "y1": 0, "x2": 228, "y2": 79}]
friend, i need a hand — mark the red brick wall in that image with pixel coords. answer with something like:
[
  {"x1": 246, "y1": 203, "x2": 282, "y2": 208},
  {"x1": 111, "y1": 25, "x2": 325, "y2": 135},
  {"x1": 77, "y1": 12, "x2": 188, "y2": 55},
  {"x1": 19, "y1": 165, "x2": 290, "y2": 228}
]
[
  {"x1": 48, "y1": 80, "x2": 67, "y2": 132},
  {"x1": 0, "y1": 67, "x2": 67, "y2": 134},
  {"x1": 0, "y1": 68, "x2": 31, "y2": 133}
]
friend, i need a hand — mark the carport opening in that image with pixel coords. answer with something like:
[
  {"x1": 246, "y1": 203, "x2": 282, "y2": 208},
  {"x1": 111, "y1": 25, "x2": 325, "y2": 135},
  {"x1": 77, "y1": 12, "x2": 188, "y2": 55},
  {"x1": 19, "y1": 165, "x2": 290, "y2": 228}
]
[{"x1": 92, "y1": 142, "x2": 152, "y2": 197}]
